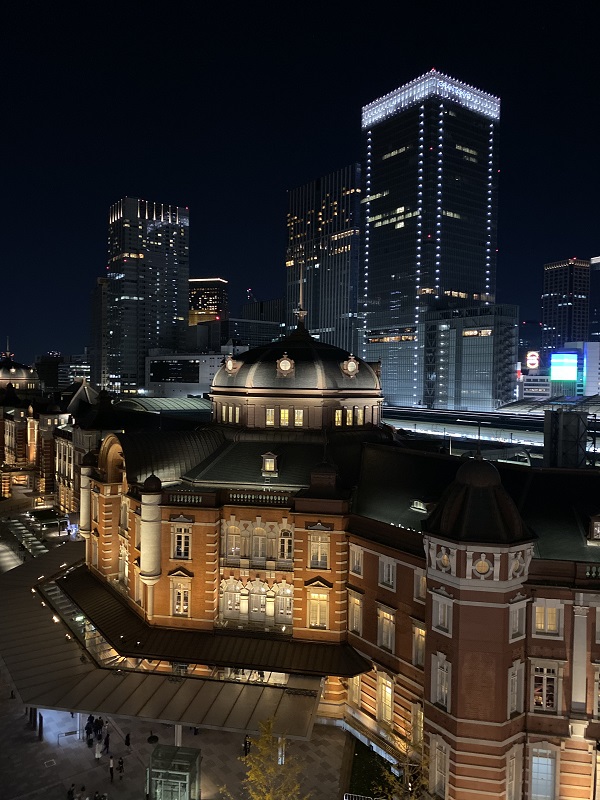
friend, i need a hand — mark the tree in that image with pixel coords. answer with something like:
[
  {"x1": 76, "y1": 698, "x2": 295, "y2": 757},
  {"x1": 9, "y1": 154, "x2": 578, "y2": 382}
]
[
  {"x1": 372, "y1": 733, "x2": 430, "y2": 799},
  {"x1": 221, "y1": 717, "x2": 311, "y2": 800}
]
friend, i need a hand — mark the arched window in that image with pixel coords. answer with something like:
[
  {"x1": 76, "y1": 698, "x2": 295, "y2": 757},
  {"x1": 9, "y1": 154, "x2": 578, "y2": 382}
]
[
  {"x1": 221, "y1": 578, "x2": 242, "y2": 620},
  {"x1": 248, "y1": 579, "x2": 267, "y2": 622},
  {"x1": 274, "y1": 582, "x2": 293, "y2": 625},
  {"x1": 227, "y1": 525, "x2": 241, "y2": 559}
]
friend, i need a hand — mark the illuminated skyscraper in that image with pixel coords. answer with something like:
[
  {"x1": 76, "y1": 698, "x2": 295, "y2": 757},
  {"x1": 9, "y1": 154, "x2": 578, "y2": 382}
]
[
  {"x1": 361, "y1": 70, "x2": 500, "y2": 406},
  {"x1": 104, "y1": 198, "x2": 190, "y2": 393},
  {"x1": 541, "y1": 257, "x2": 590, "y2": 361},
  {"x1": 189, "y1": 277, "x2": 229, "y2": 326},
  {"x1": 286, "y1": 165, "x2": 361, "y2": 353}
]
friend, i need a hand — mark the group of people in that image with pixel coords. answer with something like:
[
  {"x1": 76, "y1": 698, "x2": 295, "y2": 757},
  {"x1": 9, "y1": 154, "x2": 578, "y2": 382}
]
[
  {"x1": 67, "y1": 786, "x2": 107, "y2": 800},
  {"x1": 74, "y1": 713, "x2": 126, "y2": 795}
]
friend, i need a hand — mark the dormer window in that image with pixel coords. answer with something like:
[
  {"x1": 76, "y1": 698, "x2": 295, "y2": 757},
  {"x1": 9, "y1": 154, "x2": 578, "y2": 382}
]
[{"x1": 262, "y1": 452, "x2": 278, "y2": 477}]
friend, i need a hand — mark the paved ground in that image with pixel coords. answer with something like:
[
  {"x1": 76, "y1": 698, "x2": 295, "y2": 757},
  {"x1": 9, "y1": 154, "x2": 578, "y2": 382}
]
[{"x1": 0, "y1": 497, "x2": 354, "y2": 800}]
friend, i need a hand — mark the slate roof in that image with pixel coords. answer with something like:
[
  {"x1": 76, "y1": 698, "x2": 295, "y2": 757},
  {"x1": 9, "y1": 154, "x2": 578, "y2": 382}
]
[{"x1": 58, "y1": 566, "x2": 370, "y2": 678}]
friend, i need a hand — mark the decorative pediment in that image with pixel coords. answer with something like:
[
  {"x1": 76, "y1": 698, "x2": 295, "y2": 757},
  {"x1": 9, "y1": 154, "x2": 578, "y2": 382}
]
[
  {"x1": 306, "y1": 520, "x2": 333, "y2": 531},
  {"x1": 305, "y1": 577, "x2": 333, "y2": 589},
  {"x1": 168, "y1": 567, "x2": 194, "y2": 579},
  {"x1": 170, "y1": 514, "x2": 194, "y2": 523}
]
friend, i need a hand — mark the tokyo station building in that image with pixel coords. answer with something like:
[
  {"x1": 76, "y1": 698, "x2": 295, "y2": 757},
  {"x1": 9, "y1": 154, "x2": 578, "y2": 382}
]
[{"x1": 4, "y1": 323, "x2": 600, "y2": 800}]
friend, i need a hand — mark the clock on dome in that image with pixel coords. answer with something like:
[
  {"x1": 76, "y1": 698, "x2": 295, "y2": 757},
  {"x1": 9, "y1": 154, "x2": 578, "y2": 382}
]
[
  {"x1": 277, "y1": 354, "x2": 294, "y2": 376},
  {"x1": 341, "y1": 355, "x2": 359, "y2": 377}
]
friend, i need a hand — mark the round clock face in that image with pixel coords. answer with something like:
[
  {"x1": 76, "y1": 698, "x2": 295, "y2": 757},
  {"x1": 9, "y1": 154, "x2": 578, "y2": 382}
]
[
  {"x1": 346, "y1": 360, "x2": 357, "y2": 373},
  {"x1": 226, "y1": 358, "x2": 233, "y2": 371},
  {"x1": 279, "y1": 359, "x2": 291, "y2": 372}
]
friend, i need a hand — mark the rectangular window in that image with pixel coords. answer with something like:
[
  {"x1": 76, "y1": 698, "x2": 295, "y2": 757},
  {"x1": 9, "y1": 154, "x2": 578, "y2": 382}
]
[
  {"x1": 433, "y1": 596, "x2": 452, "y2": 635},
  {"x1": 348, "y1": 674, "x2": 361, "y2": 706},
  {"x1": 533, "y1": 665, "x2": 557, "y2": 711},
  {"x1": 377, "y1": 673, "x2": 393, "y2": 724},
  {"x1": 432, "y1": 740, "x2": 449, "y2": 798},
  {"x1": 378, "y1": 557, "x2": 396, "y2": 590},
  {"x1": 173, "y1": 587, "x2": 189, "y2": 616},
  {"x1": 508, "y1": 661, "x2": 524, "y2": 716},
  {"x1": 414, "y1": 568, "x2": 427, "y2": 602},
  {"x1": 411, "y1": 703, "x2": 423, "y2": 745},
  {"x1": 413, "y1": 625, "x2": 425, "y2": 667},
  {"x1": 308, "y1": 591, "x2": 328, "y2": 629},
  {"x1": 377, "y1": 607, "x2": 395, "y2": 651},
  {"x1": 266, "y1": 408, "x2": 275, "y2": 426},
  {"x1": 432, "y1": 654, "x2": 450, "y2": 710},
  {"x1": 349, "y1": 593, "x2": 363, "y2": 635},
  {"x1": 346, "y1": 407, "x2": 353, "y2": 426},
  {"x1": 510, "y1": 603, "x2": 526, "y2": 641},
  {"x1": 334, "y1": 409, "x2": 342, "y2": 426},
  {"x1": 294, "y1": 408, "x2": 304, "y2": 427},
  {"x1": 355, "y1": 407, "x2": 364, "y2": 426},
  {"x1": 533, "y1": 601, "x2": 561, "y2": 637},
  {"x1": 531, "y1": 749, "x2": 556, "y2": 800},
  {"x1": 253, "y1": 535, "x2": 267, "y2": 559},
  {"x1": 174, "y1": 529, "x2": 191, "y2": 559},
  {"x1": 349, "y1": 544, "x2": 363, "y2": 576},
  {"x1": 280, "y1": 408, "x2": 289, "y2": 427},
  {"x1": 310, "y1": 534, "x2": 329, "y2": 569},
  {"x1": 279, "y1": 530, "x2": 293, "y2": 560},
  {"x1": 228, "y1": 404, "x2": 233, "y2": 423},
  {"x1": 235, "y1": 406, "x2": 240, "y2": 424}
]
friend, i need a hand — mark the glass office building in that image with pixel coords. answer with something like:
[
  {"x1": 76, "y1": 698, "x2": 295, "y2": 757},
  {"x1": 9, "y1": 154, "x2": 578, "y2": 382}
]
[
  {"x1": 541, "y1": 257, "x2": 590, "y2": 363},
  {"x1": 286, "y1": 165, "x2": 361, "y2": 353},
  {"x1": 361, "y1": 70, "x2": 500, "y2": 406},
  {"x1": 105, "y1": 198, "x2": 190, "y2": 394}
]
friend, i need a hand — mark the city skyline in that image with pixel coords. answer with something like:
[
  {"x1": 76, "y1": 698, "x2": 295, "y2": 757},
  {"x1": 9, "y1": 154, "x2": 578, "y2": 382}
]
[{"x1": 2, "y1": 4, "x2": 598, "y2": 364}]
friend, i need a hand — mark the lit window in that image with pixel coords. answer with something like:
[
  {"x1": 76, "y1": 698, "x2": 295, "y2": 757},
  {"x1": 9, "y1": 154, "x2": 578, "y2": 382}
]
[
  {"x1": 414, "y1": 569, "x2": 427, "y2": 601},
  {"x1": 235, "y1": 406, "x2": 240, "y2": 424},
  {"x1": 431, "y1": 738, "x2": 449, "y2": 798},
  {"x1": 377, "y1": 607, "x2": 395, "y2": 651},
  {"x1": 355, "y1": 407, "x2": 364, "y2": 425},
  {"x1": 252, "y1": 528, "x2": 267, "y2": 560},
  {"x1": 348, "y1": 674, "x2": 361, "y2": 706},
  {"x1": 294, "y1": 408, "x2": 304, "y2": 427},
  {"x1": 266, "y1": 408, "x2": 275, "y2": 426},
  {"x1": 377, "y1": 672, "x2": 393, "y2": 724},
  {"x1": 173, "y1": 585, "x2": 190, "y2": 617},
  {"x1": 533, "y1": 600, "x2": 562, "y2": 637},
  {"x1": 279, "y1": 529, "x2": 293, "y2": 560},
  {"x1": 532, "y1": 664, "x2": 558, "y2": 712},
  {"x1": 334, "y1": 409, "x2": 342, "y2": 426},
  {"x1": 280, "y1": 408, "x2": 289, "y2": 427},
  {"x1": 432, "y1": 652, "x2": 450, "y2": 710},
  {"x1": 346, "y1": 407, "x2": 353, "y2": 426},
  {"x1": 308, "y1": 591, "x2": 328, "y2": 629},
  {"x1": 531, "y1": 749, "x2": 556, "y2": 800},
  {"x1": 349, "y1": 592, "x2": 363, "y2": 635},
  {"x1": 411, "y1": 703, "x2": 423, "y2": 745},
  {"x1": 412, "y1": 624, "x2": 425, "y2": 667}
]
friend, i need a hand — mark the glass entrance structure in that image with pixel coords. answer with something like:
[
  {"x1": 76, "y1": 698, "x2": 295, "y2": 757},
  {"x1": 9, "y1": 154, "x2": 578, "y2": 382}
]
[{"x1": 147, "y1": 745, "x2": 201, "y2": 800}]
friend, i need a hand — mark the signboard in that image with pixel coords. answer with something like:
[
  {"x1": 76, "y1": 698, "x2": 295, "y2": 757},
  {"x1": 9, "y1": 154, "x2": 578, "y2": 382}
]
[
  {"x1": 525, "y1": 351, "x2": 540, "y2": 369},
  {"x1": 550, "y1": 353, "x2": 578, "y2": 381}
]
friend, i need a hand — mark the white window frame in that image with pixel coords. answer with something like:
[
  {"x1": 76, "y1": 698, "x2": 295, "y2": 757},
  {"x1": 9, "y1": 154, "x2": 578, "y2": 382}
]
[
  {"x1": 377, "y1": 606, "x2": 395, "y2": 652},
  {"x1": 349, "y1": 544, "x2": 363, "y2": 577},
  {"x1": 429, "y1": 735, "x2": 449, "y2": 798},
  {"x1": 280, "y1": 408, "x2": 289, "y2": 427},
  {"x1": 266, "y1": 407, "x2": 275, "y2": 426},
  {"x1": 275, "y1": 586, "x2": 293, "y2": 624},
  {"x1": 432, "y1": 593, "x2": 453, "y2": 637},
  {"x1": 532, "y1": 599, "x2": 563, "y2": 639},
  {"x1": 309, "y1": 534, "x2": 329, "y2": 570},
  {"x1": 507, "y1": 659, "x2": 525, "y2": 717},
  {"x1": 294, "y1": 408, "x2": 304, "y2": 427},
  {"x1": 172, "y1": 526, "x2": 192, "y2": 560},
  {"x1": 172, "y1": 581, "x2": 191, "y2": 617},
  {"x1": 509, "y1": 600, "x2": 527, "y2": 642},
  {"x1": 308, "y1": 590, "x2": 329, "y2": 629},
  {"x1": 348, "y1": 674, "x2": 361, "y2": 706},
  {"x1": 531, "y1": 660, "x2": 561, "y2": 714},
  {"x1": 431, "y1": 652, "x2": 451, "y2": 711},
  {"x1": 378, "y1": 556, "x2": 396, "y2": 590},
  {"x1": 278, "y1": 529, "x2": 293, "y2": 561},
  {"x1": 412, "y1": 623, "x2": 426, "y2": 668},
  {"x1": 377, "y1": 671, "x2": 394, "y2": 725},
  {"x1": 411, "y1": 702, "x2": 424, "y2": 746},
  {"x1": 348, "y1": 591, "x2": 363, "y2": 635},
  {"x1": 414, "y1": 567, "x2": 427, "y2": 602},
  {"x1": 530, "y1": 746, "x2": 558, "y2": 800}
]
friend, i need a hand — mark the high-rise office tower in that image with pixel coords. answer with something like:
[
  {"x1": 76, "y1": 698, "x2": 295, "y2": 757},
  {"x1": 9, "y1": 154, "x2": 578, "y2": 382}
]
[
  {"x1": 541, "y1": 257, "x2": 590, "y2": 361},
  {"x1": 286, "y1": 165, "x2": 361, "y2": 353},
  {"x1": 588, "y1": 256, "x2": 600, "y2": 342},
  {"x1": 104, "y1": 198, "x2": 190, "y2": 393},
  {"x1": 361, "y1": 70, "x2": 500, "y2": 406},
  {"x1": 189, "y1": 277, "x2": 229, "y2": 326}
]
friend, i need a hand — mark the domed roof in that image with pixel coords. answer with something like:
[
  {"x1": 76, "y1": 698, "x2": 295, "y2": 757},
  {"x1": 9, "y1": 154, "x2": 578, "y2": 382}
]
[
  {"x1": 424, "y1": 457, "x2": 533, "y2": 545},
  {"x1": 143, "y1": 474, "x2": 162, "y2": 493},
  {"x1": 0, "y1": 356, "x2": 37, "y2": 381},
  {"x1": 212, "y1": 325, "x2": 380, "y2": 393}
]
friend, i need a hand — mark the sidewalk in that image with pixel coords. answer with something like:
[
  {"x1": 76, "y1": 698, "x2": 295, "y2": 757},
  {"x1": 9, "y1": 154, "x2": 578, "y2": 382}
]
[{"x1": 0, "y1": 669, "x2": 351, "y2": 800}]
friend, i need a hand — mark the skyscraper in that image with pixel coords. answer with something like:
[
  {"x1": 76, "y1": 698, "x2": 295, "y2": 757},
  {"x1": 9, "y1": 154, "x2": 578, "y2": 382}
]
[
  {"x1": 188, "y1": 277, "x2": 229, "y2": 326},
  {"x1": 361, "y1": 70, "x2": 500, "y2": 406},
  {"x1": 104, "y1": 198, "x2": 190, "y2": 393},
  {"x1": 286, "y1": 165, "x2": 361, "y2": 353},
  {"x1": 541, "y1": 257, "x2": 590, "y2": 361}
]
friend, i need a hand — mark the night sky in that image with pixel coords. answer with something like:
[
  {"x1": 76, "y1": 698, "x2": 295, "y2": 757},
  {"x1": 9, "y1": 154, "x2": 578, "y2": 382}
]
[{"x1": 3, "y1": 2, "x2": 598, "y2": 364}]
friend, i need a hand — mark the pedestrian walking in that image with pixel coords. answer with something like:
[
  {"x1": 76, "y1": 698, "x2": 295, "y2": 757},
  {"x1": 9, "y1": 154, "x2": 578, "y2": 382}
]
[
  {"x1": 109, "y1": 756, "x2": 114, "y2": 782},
  {"x1": 94, "y1": 793, "x2": 101, "y2": 800},
  {"x1": 103, "y1": 733, "x2": 110, "y2": 753},
  {"x1": 243, "y1": 734, "x2": 251, "y2": 756},
  {"x1": 95, "y1": 741, "x2": 102, "y2": 761},
  {"x1": 67, "y1": 784, "x2": 75, "y2": 800},
  {"x1": 117, "y1": 756, "x2": 124, "y2": 780}
]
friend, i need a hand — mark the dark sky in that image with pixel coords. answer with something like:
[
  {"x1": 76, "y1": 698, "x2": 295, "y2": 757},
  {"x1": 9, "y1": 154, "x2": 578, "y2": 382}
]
[{"x1": 2, "y1": 2, "x2": 598, "y2": 364}]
